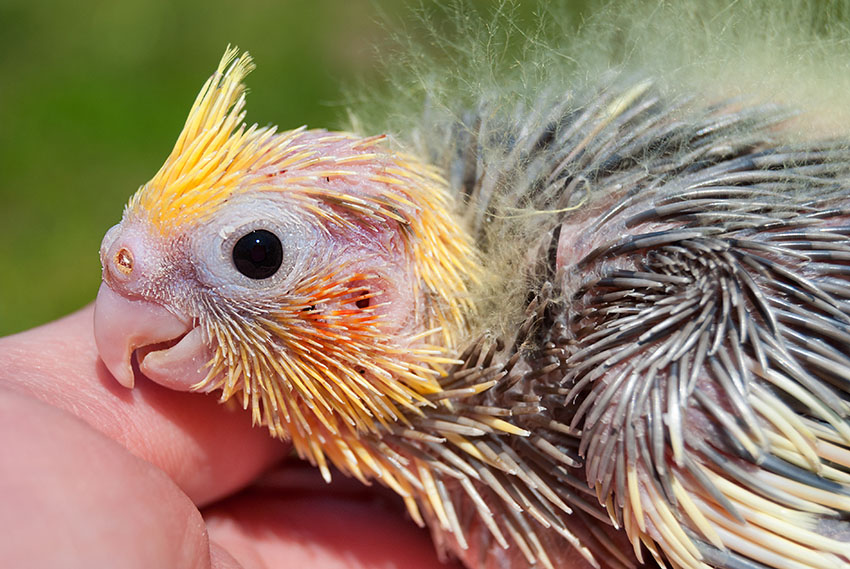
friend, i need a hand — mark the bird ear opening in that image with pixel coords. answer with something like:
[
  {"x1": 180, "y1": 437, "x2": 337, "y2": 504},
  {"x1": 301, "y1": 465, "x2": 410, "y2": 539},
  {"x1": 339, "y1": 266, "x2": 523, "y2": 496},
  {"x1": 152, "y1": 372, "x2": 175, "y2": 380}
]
[{"x1": 345, "y1": 278, "x2": 380, "y2": 310}]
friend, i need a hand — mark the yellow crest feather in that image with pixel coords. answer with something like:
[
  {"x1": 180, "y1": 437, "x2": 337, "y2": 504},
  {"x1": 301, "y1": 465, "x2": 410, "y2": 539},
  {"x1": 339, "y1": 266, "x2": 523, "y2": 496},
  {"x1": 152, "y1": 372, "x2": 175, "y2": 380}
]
[
  {"x1": 128, "y1": 46, "x2": 281, "y2": 230},
  {"x1": 128, "y1": 48, "x2": 486, "y2": 478}
]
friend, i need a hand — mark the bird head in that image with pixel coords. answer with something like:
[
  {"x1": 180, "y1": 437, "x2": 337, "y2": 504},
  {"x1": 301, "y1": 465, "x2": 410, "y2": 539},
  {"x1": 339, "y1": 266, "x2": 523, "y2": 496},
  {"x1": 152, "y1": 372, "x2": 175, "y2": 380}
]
[{"x1": 94, "y1": 48, "x2": 480, "y2": 465}]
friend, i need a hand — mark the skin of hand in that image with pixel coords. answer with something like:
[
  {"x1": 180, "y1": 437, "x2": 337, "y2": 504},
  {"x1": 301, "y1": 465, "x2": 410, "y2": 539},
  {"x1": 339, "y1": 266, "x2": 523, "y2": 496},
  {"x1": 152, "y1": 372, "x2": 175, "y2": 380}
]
[{"x1": 0, "y1": 305, "x2": 460, "y2": 569}]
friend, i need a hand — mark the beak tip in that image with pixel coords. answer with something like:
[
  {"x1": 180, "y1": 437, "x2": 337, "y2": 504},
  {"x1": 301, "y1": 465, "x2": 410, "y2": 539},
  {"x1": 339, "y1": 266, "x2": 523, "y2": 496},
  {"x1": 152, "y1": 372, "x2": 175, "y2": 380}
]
[
  {"x1": 114, "y1": 364, "x2": 136, "y2": 389},
  {"x1": 93, "y1": 282, "x2": 199, "y2": 392}
]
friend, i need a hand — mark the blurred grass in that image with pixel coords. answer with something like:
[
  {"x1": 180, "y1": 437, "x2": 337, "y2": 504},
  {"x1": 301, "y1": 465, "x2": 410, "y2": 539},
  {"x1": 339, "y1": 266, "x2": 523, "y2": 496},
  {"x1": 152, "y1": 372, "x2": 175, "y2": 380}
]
[
  {"x1": 0, "y1": 0, "x2": 389, "y2": 335},
  {"x1": 0, "y1": 0, "x2": 583, "y2": 336}
]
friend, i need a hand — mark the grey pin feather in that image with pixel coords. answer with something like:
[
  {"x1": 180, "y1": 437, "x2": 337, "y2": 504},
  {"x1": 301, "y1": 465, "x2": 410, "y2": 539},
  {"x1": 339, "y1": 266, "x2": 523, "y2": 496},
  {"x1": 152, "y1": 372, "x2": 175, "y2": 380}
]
[{"x1": 379, "y1": 54, "x2": 850, "y2": 569}]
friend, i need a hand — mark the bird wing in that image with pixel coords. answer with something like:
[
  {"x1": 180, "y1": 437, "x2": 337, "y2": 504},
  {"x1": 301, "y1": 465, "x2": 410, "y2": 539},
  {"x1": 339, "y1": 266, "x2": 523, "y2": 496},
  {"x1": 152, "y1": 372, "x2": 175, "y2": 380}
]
[{"x1": 427, "y1": 81, "x2": 850, "y2": 569}]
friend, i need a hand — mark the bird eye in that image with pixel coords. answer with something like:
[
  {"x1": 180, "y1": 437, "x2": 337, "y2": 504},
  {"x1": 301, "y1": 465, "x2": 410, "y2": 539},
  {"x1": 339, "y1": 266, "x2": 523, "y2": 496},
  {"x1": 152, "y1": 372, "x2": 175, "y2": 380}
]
[{"x1": 232, "y1": 229, "x2": 283, "y2": 279}]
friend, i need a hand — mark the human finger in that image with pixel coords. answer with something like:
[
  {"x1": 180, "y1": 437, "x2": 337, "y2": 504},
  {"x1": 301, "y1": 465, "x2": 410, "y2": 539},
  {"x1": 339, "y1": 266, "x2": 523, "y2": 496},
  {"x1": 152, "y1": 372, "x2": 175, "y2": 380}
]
[
  {"x1": 204, "y1": 462, "x2": 460, "y2": 569},
  {"x1": 0, "y1": 306, "x2": 285, "y2": 506},
  {"x1": 0, "y1": 388, "x2": 214, "y2": 569}
]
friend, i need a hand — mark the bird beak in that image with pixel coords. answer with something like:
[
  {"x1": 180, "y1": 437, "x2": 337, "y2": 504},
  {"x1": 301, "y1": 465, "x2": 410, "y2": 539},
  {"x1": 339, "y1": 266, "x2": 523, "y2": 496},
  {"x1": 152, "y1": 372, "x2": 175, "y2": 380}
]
[{"x1": 93, "y1": 283, "x2": 210, "y2": 390}]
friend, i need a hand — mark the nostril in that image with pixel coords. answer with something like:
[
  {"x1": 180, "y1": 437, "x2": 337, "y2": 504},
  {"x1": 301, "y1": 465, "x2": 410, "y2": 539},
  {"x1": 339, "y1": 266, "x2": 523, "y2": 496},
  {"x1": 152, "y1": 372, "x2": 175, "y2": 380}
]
[
  {"x1": 105, "y1": 244, "x2": 135, "y2": 284},
  {"x1": 100, "y1": 224, "x2": 136, "y2": 283},
  {"x1": 356, "y1": 296, "x2": 370, "y2": 309},
  {"x1": 115, "y1": 247, "x2": 134, "y2": 275}
]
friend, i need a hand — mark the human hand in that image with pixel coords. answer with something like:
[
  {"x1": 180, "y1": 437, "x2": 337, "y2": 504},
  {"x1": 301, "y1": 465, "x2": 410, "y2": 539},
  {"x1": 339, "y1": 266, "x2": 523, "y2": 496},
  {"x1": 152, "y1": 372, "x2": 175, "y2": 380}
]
[{"x1": 0, "y1": 306, "x2": 458, "y2": 569}]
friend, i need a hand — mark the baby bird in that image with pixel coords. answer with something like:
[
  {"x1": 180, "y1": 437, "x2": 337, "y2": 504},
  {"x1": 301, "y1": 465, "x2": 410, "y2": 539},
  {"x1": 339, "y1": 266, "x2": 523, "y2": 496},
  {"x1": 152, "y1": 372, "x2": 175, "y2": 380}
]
[{"x1": 93, "y1": 19, "x2": 850, "y2": 569}]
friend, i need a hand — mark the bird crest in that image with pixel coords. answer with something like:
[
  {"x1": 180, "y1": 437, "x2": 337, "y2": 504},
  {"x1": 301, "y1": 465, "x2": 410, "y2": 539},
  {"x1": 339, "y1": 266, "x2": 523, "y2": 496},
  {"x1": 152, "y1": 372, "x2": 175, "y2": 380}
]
[
  {"x1": 124, "y1": 48, "x2": 485, "y2": 462},
  {"x1": 126, "y1": 47, "x2": 481, "y2": 343},
  {"x1": 127, "y1": 46, "x2": 278, "y2": 230}
]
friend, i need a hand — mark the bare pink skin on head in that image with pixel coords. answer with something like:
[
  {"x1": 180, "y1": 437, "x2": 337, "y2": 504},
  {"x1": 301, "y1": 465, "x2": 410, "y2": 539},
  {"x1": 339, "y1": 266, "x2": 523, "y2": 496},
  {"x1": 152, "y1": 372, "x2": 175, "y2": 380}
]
[
  {"x1": 92, "y1": 147, "x2": 426, "y2": 397},
  {"x1": 91, "y1": 109, "x2": 456, "y2": 400}
]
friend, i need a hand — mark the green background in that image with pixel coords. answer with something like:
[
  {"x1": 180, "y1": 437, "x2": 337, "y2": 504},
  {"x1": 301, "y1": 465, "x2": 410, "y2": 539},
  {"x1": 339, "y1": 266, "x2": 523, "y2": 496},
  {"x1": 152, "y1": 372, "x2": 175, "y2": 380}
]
[{"x1": 0, "y1": 0, "x2": 586, "y2": 335}]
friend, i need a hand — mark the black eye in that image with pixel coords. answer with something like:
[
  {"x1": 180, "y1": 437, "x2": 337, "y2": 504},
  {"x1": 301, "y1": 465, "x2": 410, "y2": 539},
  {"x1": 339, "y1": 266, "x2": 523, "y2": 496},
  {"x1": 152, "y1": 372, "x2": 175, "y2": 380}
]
[{"x1": 232, "y1": 230, "x2": 283, "y2": 279}]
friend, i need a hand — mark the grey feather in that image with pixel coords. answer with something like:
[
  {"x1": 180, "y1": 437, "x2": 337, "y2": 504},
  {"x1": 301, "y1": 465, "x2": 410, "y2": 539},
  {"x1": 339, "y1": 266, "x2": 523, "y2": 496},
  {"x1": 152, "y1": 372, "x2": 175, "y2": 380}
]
[{"x1": 388, "y1": 78, "x2": 850, "y2": 569}]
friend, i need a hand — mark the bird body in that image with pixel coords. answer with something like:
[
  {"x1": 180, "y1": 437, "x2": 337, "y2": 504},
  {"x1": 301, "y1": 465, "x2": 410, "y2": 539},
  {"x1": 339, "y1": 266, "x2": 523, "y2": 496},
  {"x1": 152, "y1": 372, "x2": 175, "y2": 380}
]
[{"x1": 93, "y1": 5, "x2": 850, "y2": 569}]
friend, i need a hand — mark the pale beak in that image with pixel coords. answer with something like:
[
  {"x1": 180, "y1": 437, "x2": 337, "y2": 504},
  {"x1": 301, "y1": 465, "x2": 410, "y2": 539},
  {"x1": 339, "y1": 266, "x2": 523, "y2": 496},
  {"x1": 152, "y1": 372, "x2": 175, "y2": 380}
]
[{"x1": 93, "y1": 283, "x2": 210, "y2": 391}]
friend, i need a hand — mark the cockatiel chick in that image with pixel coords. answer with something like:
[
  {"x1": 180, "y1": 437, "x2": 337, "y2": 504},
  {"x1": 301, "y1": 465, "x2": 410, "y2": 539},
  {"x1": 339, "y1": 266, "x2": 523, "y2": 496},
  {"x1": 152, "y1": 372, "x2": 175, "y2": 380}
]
[{"x1": 93, "y1": 11, "x2": 850, "y2": 569}]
